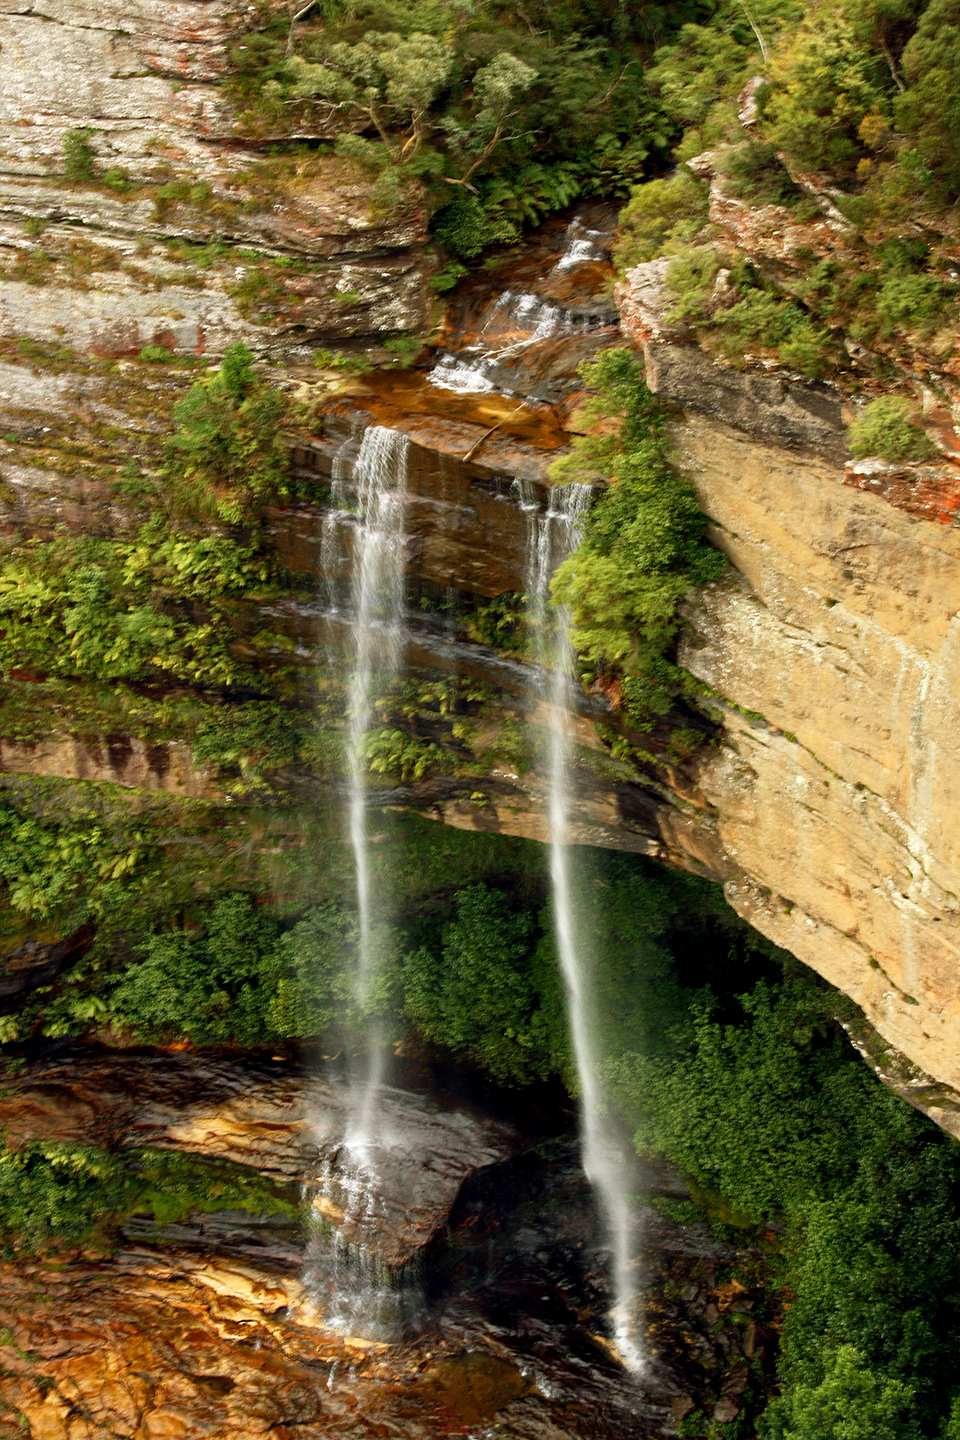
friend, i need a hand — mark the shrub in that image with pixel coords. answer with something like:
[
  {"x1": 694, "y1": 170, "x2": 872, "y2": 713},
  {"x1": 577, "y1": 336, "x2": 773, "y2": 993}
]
[
  {"x1": 63, "y1": 129, "x2": 97, "y2": 183},
  {"x1": 0, "y1": 1141, "x2": 295, "y2": 1253},
  {"x1": 722, "y1": 140, "x2": 804, "y2": 208},
  {"x1": 271, "y1": 902, "x2": 396, "y2": 1037},
  {"x1": 101, "y1": 167, "x2": 132, "y2": 193},
  {"x1": 613, "y1": 169, "x2": 709, "y2": 273},
  {"x1": 402, "y1": 884, "x2": 564, "y2": 1084},
  {"x1": 164, "y1": 341, "x2": 290, "y2": 523},
  {"x1": 848, "y1": 396, "x2": 938, "y2": 461},
  {"x1": 110, "y1": 892, "x2": 284, "y2": 1045},
  {"x1": 431, "y1": 189, "x2": 516, "y2": 259},
  {"x1": 549, "y1": 348, "x2": 724, "y2": 724}
]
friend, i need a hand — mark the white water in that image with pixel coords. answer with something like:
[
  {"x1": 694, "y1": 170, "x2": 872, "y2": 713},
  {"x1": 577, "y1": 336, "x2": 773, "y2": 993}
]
[
  {"x1": 308, "y1": 424, "x2": 414, "y2": 1335},
  {"x1": 522, "y1": 481, "x2": 643, "y2": 1372},
  {"x1": 340, "y1": 425, "x2": 410, "y2": 1151}
]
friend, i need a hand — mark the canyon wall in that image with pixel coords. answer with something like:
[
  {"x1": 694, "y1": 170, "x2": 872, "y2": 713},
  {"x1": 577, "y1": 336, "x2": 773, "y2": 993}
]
[{"x1": 2, "y1": 8, "x2": 960, "y2": 1136}]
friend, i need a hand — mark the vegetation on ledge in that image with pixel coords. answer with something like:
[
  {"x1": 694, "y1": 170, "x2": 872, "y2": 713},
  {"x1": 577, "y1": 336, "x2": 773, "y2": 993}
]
[{"x1": 550, "y1": 347, "x2": 725, "y2": 726}]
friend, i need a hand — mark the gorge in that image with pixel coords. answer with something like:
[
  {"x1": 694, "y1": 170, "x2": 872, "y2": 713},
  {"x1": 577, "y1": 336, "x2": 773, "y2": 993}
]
[{"x1": 3, "y1": 0, "x2": 960, "y2": 1436}]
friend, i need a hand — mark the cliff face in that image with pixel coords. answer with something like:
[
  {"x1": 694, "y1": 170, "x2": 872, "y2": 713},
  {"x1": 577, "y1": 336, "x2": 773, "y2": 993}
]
[
  {"x1": 0, "y1": 0, "x2": 432, "y2": 360},
  {"x1": 2, "y1": 8, "x2": 960, "y2": 1135},
  {"x1": 604, "y1": 249, "x2": 960, "y2": 1134}
]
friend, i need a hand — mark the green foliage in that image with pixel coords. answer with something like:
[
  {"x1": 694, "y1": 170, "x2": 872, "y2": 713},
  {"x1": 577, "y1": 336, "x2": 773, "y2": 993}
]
[
  {"x1": 110, "y1": 893, "x2": 284, "y2": 1045},
  {"x1": 613, "y1": 169, "x2": 709, "y2": 273},
  {"x1": 459, "y1": 591, "x2": 526, "y2": 651},
  {"x1": 665, "y1": 249, "x2": 833, "y2": 376},
  {"x1": 549, "y1": 348, "x2": 724, "y2": 724},
  {"x1": 402, "y1": 884, "x2": 564, "y2": 1084},
  {"x1": 229, "y1": 0, "x2": 663, "y2": 252},
  {"x1": 428, "y1": 260, "x2": 468, "y2": 292},
  {"x1": 761, "y1": 7, "x2": 888, "y2": 175},
  {"x1": 431, "y1": 187, "x2": 516, "y2": 258},
  {"x1": 0, "y1": 795, "x2": 150, "y2": 932},
  {"x1": 0, "y1": 1140, "x2": 294, "y2": 1253},
  {"x1": 644, "y1": 15, "x2": 756, "y2": 145},
  {"x1": 0, "y1": 521, "x2": 277, "y2": 689},
  {"x1": 848, "y1": 396, "x2": 938, "y2": 461},
  {"x1": 101, "y1": 167, "x2": 132, "y2": 193},
  {"x1": 0, "y1": 1141, "x2": 127, "y2": 1250},
  {"x1": 138, "y1": 344, "x2": 175, "y2": 363},
  {"x1": 895, "y1": 0, "x2": 960, "y2": 201},
  {"x1": 270, "y1": 902, "x2": 395, "y2": 1036},
  {"x1": 721, "y1": 140, "x2": 805, "y2": 207},
  {"x1": 361, "y1": 727, "x2": 447, "y2": 781},
  {"x1": 610, "y1": 964, "x2": 960, "y2": 1440},
  {"x1": 165, "y1": 342, "x2": 290, "y2": 524},
  {"x1": 312, "y1": 347, "x2": 374, "y2": 374},
  {"x1": 773, "y1": 1346, "x2": 918, "y2": 1440},
  {"x1": 382, "y1": 332, "x2": 425, "y2": 366},
  {"x1": 63, "y1": 129, "x2": 97, "y2": 183}
]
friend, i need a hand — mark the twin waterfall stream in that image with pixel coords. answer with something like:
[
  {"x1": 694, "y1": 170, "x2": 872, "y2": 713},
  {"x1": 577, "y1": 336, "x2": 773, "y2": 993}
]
[{"x1": 308, "y1": 213, "x2": 644, "y2": 1372}]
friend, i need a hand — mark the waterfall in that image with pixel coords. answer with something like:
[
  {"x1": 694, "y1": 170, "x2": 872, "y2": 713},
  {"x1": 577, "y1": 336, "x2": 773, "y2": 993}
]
[
  {"x1": 308, "y1": 424, "x2": 412, "y2": 1336},
  {"x1": 522, "y1": 481, "x2": 643, "y2": 1372},
  {"x1": 338, "y1": 425, "x2": 409, "y2": 1148}
]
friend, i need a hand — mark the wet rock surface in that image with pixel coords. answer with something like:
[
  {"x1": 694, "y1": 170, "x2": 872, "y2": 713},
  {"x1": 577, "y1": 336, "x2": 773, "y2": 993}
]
[
  {"x1": 0, "y1": 1099, "x2": 774, "y2": 1440},
  {"x1": 0, "y1": 1048, "x2": 517, "y2": 1269}
]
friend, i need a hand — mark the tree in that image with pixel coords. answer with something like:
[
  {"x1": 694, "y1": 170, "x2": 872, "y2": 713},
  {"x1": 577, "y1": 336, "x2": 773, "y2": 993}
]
[
  {"x1": 164, "y1": 342, "x2": 289, "y2": 524},
  {"x1": 776, "y1": 1345, "x2": 918, "y2": 1440},
  {"x1": 895, "y1": 0, "x2": 960, "y2": 200},
  {"x1": 289, "y1": 32, "x2": 456, "y2": 161}
]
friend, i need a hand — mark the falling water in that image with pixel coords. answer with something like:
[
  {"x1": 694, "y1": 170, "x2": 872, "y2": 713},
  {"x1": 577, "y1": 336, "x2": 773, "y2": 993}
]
[
  {"x1": 341, "y1": 425, "x2": 409, "y2": 1148},
  {"x1": 521, "y1": 480, "x2": 643, "y2": 1372},
  {"x1": 307, "y1": 425, "x2": 414, "y2": 1336}
]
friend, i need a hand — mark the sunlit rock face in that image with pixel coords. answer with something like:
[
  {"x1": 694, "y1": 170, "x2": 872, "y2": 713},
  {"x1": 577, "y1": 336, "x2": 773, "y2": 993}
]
[{"x1": 617, "y1": 262, "x2": 960, "y2": 1124}]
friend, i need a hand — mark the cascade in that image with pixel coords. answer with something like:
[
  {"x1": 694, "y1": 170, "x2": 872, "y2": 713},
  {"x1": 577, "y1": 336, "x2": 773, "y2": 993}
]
[
  {"x1": 428, "y1": 217, "x2": 611, "y2": 397},
  {"x1": 520, "y1": 479, "x2": 643, "y2": 1371}
]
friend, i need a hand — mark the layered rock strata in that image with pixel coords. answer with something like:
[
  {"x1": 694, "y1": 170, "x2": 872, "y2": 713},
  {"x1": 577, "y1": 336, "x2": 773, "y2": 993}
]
[{"x1": 615, "y1": 264, "x2": 960, "y2": 1129}]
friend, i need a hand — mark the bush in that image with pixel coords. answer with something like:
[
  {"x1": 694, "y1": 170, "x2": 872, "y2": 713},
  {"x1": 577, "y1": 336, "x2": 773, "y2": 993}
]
[
  {"x1": 402, "y1": 884, "x2": 565, "y2": 1084},
  {"x1": 895, "y1": 0, "x2": 960, "y2": 203},
  {"x1": 0, "y1": 523, "x2": 276, "y2": 690},
  {"x1": 63, "y1": 129, "x2": 97, "y2": 183},
  {"x1": 111, "y1": 893, "x2": 284, "y2": 1045},
  {"x1": 722, "y1": 140, "x2": 805, "y2": 208},
  {"x1": 549, "y1": 348, "x2": 724, "y2": 724},
  {"x1": 165, "y1": 341, "x2": 290, "y2": 523},
  {"x1": 271, "y1": 902, "x2": 396, "y2": 1037},
  {"x1": 430, "y1": 189, "x2": 516, "y2": 259},
  {"x1": 613, "y1": 169, "x2": 709, "y2": 273},
  {"x1": 848, "y1": 396, "x2": 938, "y2": 461}
]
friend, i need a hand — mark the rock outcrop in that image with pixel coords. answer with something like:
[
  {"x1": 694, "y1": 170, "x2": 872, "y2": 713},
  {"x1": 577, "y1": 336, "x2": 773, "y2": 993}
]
[
  {"x1": 0, "y1": 1050, "x2": 518, "y2": 1269},
  {"x1": 615, "y1": 264, "x2": 960, "y2": 1130}
]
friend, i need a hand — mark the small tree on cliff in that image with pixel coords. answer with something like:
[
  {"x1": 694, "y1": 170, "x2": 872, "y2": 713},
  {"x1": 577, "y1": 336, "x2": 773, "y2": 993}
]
[
  {"x1": 288, "y1": 35, "x2": 536, "y2": 181},
  {"x1": 164, "y1": 343, "x2": 290, "y2": 525},
  {"x1": 550, "y1": 348, "x2": 725, "y2": 724}
]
